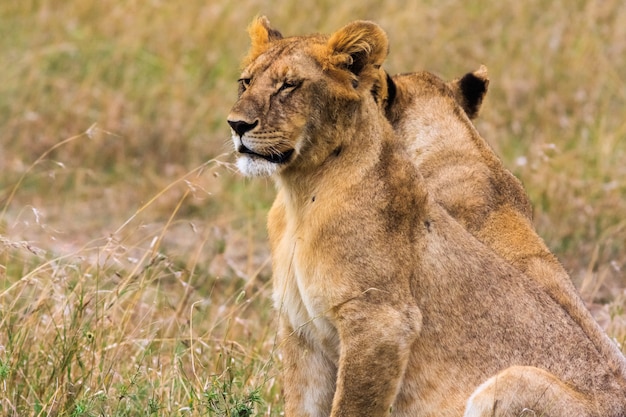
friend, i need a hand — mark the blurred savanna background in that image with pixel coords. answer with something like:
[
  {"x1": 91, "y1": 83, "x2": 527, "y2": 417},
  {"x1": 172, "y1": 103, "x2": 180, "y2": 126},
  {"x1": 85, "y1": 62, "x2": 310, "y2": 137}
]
[{"x1": 1, "y1": 0, "x2": 625, "y2": 415}]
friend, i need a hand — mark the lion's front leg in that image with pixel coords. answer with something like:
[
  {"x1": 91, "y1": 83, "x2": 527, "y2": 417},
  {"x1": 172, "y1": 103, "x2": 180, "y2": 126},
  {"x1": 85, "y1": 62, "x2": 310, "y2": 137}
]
[
  {"x1": 330, "y1": 298, "x2": 422, "y2": 417},
  {"x1": 280, "y1": 318, "x2": 337, "y2": 417}
]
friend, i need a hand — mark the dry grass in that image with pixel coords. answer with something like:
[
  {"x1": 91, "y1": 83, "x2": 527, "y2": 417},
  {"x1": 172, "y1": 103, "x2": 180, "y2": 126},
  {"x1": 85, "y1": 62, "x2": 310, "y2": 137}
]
[{"x1": 1, "y1": 0, "x2": 625, "y2": 415}]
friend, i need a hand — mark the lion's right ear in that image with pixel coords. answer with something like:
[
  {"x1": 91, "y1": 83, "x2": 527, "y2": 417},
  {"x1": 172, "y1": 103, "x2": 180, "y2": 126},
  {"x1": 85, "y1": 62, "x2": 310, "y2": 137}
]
[
  {"x1": 448, "y1": 65, "x2": 490, "y2": 120},
  {"x1": 325, "y1": 21, "x2": 389, "y2": 77},
  {"x1": 243, "y1": 16, "x2": 283, "y2": 66}
]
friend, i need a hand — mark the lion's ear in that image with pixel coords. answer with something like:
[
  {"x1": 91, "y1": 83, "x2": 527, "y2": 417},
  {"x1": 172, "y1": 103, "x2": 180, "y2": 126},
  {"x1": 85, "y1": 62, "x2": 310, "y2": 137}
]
[
  {"x1": 448, "y1": 65, "x2": 490, "y2": 119},
  {"x1": 326, "y1": 21, "x2": 389, "y2": 76},
  {"x1": 244, "y1": 16, "x2": 283, "y2": 66}
]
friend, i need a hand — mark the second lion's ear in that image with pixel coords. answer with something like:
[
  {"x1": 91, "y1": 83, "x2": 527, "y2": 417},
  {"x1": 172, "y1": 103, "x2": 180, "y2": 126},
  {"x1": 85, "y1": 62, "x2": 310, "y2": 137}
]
[
  {"x1": 448, "y1": 65, "x2": 490, "y2": 119},
  {"x1": 244, "y1": 16, "x2": 283, "y2": 66},
  {"x1": 326, "y1": 20, "x2": 389, "y2": 76}
]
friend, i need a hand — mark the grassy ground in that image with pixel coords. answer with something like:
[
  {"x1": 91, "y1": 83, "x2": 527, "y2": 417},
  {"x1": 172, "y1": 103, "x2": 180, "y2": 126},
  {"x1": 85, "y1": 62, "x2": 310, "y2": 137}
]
[{"x1": 1, "y1": 0, "x2": 625, "y2": 415}]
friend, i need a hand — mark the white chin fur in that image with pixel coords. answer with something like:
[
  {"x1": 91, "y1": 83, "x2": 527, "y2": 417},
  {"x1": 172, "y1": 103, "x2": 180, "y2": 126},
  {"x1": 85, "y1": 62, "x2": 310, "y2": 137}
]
[{"x1": 236, "y1": 155, "x2": 279, "y2": 177}]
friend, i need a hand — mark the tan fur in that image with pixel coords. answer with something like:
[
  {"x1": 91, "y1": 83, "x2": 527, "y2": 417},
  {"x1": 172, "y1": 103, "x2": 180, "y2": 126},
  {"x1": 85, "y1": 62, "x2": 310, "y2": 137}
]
[
  {"x1": 381, "y1": 67, "x2": 626, "y2": 392},
  {"x1": 227, "y1": 17, "x2": 626, "y2": 417}
]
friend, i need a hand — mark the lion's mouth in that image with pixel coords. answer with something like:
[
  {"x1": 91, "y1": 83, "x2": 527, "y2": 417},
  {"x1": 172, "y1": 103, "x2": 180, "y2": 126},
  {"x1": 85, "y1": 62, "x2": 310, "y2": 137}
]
[{"x1": 238, "y1": 144, "x2": 294, "y2": 164}]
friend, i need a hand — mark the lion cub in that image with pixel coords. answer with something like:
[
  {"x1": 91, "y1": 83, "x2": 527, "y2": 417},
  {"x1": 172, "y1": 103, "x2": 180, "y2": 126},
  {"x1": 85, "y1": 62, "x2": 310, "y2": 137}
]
[
  {"x1": 228, "y1": 17, "x2": 626, "y2": 417},
  {"x1": 381, "y1": 65, "x2": 626, "y2": 381}
]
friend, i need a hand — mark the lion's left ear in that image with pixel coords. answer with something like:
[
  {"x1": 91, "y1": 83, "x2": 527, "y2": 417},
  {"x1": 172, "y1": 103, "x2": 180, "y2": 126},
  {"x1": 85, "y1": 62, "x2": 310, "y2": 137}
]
[
  {"x1": 447, "y1": 65, "x2": 490, "y2": 119},
  {"x1": 244, "y1": 16, "x2": 283, "y2": 66},
  {"x1": 326, "y1": 21, "x2": 389, "y2": 77}
]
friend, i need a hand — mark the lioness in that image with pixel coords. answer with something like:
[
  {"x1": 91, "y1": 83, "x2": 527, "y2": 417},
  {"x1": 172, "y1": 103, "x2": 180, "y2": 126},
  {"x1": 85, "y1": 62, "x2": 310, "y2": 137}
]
[
  {"x1": 379, "y1": 66, "x2": 626, "y2": 379},
  {"x1": 227, "y1": 17, "x2": 626, "y2": 417}
]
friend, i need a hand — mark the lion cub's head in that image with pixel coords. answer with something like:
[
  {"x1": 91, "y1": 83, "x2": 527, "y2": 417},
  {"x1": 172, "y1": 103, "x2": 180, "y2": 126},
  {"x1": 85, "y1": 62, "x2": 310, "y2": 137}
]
[{"x1": 227, "y1": 17, "x2": 389, "y2": 177}]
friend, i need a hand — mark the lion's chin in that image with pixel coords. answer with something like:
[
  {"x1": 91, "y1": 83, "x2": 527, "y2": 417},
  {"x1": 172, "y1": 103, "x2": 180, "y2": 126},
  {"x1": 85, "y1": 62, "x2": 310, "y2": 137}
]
[{"x1": 236, "y1": 155, "x2": 281, "y2": 177}]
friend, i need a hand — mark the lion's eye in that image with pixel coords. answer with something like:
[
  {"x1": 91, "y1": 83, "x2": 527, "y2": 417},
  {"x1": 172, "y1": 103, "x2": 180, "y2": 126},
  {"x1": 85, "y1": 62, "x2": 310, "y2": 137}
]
[
  {"x1": 278, "y1": 80, "x2": 300, "y2": 93},
  {"x1": 238, "y1": 77, "x2": 252, "y2": 91}
]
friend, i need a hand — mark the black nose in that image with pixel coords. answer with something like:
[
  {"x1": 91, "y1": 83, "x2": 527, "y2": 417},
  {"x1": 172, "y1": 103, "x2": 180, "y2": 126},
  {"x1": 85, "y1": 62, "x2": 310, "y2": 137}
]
[{"x1": 228, "y1": 119, "x2": 258, "y2": 137}]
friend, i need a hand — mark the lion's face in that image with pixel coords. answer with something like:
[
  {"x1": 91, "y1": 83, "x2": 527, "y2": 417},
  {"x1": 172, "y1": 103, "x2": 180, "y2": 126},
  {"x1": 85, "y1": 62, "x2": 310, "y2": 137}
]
[
  {"x1": 227, "y1": 17, "x2": 389, "y2": 177},
  {"x1": 227, "y1": 38, "x2": 327, "y2": 177}
]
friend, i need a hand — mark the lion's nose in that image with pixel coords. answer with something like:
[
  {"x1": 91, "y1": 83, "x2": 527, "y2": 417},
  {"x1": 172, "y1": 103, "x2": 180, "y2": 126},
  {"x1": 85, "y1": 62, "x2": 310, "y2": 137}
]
[{"x1": 228, "y1": 119, "x2": 258, "y2": 137}]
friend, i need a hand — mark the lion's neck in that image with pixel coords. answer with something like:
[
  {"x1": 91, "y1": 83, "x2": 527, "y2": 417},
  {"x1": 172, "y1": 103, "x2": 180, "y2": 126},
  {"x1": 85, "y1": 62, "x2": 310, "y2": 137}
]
[
  {"x1": 391, "y1": 83, "x2": 499, "y2": 167},
  {"x1": 277, "y1": 107, "x2": 388, "y2": 212}
]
